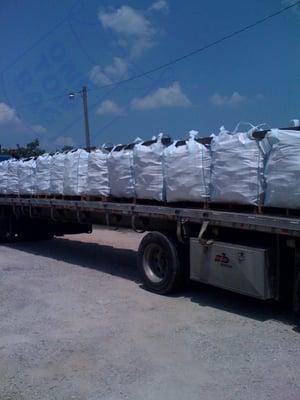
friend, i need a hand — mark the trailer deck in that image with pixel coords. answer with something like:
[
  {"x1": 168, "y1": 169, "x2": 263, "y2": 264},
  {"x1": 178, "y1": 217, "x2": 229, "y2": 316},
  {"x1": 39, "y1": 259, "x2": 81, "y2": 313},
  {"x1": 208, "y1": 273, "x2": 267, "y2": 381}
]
[{"x1": 0, "y1": 197, "x2": 300, "y2": 237}]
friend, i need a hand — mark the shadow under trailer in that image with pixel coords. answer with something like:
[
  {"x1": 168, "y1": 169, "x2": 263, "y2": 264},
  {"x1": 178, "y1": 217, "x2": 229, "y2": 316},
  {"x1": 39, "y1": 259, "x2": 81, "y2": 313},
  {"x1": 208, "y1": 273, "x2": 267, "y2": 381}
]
[{"x1": 0, "y1": 195, "x2": 300, "y2": 314}]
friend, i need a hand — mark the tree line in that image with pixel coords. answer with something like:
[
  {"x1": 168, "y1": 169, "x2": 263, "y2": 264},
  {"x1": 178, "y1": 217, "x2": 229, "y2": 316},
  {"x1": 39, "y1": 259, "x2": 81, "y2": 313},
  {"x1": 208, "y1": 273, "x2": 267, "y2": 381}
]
[{"x1": 0, "y1": 139, "x2": 73, "y2": 159}]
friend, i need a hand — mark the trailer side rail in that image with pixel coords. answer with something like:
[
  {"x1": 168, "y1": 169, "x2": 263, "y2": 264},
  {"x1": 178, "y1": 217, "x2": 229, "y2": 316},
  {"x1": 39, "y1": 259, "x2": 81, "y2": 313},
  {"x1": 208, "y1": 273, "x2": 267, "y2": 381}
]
[{"x1": 1, "y1": 197, "x2": 300, "y2": 237}]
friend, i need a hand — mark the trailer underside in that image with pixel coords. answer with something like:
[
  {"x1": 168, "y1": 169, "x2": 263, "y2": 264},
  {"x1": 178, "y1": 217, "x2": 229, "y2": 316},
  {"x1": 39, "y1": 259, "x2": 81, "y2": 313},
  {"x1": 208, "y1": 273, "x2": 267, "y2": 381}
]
[{"x1": 0, "y1": 197, "x2": 299, "y2": 313}]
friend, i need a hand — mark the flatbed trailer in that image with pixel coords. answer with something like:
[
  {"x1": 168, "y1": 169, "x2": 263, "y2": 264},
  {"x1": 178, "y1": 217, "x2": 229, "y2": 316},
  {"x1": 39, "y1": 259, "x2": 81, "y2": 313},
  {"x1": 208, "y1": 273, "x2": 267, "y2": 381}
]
[{"x1": 1, "y1": 196, "x2": 300, "y2": 313}]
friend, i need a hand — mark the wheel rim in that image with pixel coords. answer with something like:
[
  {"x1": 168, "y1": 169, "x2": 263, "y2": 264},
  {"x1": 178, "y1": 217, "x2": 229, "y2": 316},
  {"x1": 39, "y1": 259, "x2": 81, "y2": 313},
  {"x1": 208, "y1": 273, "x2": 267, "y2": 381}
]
[{"x1": 143, "y1": 243, "x2": 168, "y2": 284}]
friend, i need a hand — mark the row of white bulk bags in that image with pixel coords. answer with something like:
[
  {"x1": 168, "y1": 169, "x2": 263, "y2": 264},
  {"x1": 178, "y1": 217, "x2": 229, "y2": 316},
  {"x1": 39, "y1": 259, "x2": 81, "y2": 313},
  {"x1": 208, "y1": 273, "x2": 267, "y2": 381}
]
[
  {"x1": 51, "y1": 148, "x2": 109, "y2": 196},
  {"x1": 0, "y1": 160, "x2": 9, "y2": 194},
  {"x1": 106, "y1": 139, "x2": 143, "y2": 199},
  {"x1": 87, "y1": 149, "x2": 109, "y2": 196},
  {"x1": 0, "y1": 149, "x2": 110, "y2": 196},
  {"x1": 7, "y1": 159, "x2": 20, "y2": 195},
  {"x1": 264, "y1": 129, "x2": 300, "y2": 208},
  {"x1": 107, "y1": 144, "x2": 136, "y2": 198},
  {"x1": 134, "y1": 133, "x2": 170, "y2": 201},
  {"x1": 210, "y1": 124, "x2": 268, "y2": 206},
  {"x1": 36, "y1": 153, "x2": 51, "y2": 194},
  {"x1": 50, "y1": 152, "x2": 66, "y2": 195},
  {"x1": 18, "y1": 158, "x2": 36, "y2": 194},
  {"x1": 163, "y1": 130, "x2": 211, "y2": 202},
  {"x1": 63, "y1": 149, "x2": 89, "y2": 195}
]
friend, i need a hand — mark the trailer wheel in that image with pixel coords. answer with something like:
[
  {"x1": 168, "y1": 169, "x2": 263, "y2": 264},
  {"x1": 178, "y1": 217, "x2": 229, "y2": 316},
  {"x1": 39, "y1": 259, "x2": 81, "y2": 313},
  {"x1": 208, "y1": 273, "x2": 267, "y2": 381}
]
[{"x1": 138, "y1": 232, "x2": 186, "y2": 294}]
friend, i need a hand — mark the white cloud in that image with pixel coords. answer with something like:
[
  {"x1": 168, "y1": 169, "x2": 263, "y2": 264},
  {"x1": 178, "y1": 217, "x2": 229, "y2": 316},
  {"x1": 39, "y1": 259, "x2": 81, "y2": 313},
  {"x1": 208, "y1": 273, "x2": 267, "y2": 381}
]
[
  {"x1": 89, "y1": 57, "x2": 128, "y2": 86},
  {"x1": 149, "y1": 0, "x2": 170, "y2": 14},
  {"x1": 98, "y1": 5, "x2": 156, "y2": 57},
  {"x1": 131, "y1": 82, "x2": 191, "y2": 110},
  {"x1": 210, "y1": 91, "x2": 246, "y2": 107},
  {"x1": 89, "y1": 66, "x2": 111, "y2": 86},
  {"x1": 96, "y1": 100, "x2": 124, "y2": 116},
  {"x1": 0, "y1": 102, "x2": 20, "y2": 125},
  {"x1": 0, "y1": 103, "x2": 50, "y2": 148},
  {"x1": 105, "y1": 57, "x2": 128, "y2": 78},
  {"x1": 31, "y1": 124, "x2": 47, "y2": 134}
]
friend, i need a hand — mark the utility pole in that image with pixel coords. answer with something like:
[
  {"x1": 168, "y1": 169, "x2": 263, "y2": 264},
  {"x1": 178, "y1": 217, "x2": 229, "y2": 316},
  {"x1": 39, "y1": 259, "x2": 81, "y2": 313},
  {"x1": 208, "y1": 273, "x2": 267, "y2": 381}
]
[
  {"x1": 81, "y1": 86, "x2": 91, "y2": 150},
  {"x1": 69, "y1": 86, "x2": 91, "y2": 150}
]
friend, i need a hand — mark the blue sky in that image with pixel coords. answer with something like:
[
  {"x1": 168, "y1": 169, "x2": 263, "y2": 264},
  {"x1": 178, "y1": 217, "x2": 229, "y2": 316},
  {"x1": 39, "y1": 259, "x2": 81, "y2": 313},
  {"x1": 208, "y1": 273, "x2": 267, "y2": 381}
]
[{"x1": 0, "y1": 0, "x2": 299, "y2": 150}]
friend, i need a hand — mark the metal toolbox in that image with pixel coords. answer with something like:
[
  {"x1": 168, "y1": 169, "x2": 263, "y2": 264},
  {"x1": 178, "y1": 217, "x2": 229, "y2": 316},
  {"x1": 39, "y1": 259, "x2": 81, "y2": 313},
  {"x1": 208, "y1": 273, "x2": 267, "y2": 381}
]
[{"x1": 190, "y1": 239, "x2": 274, "y2": 299}]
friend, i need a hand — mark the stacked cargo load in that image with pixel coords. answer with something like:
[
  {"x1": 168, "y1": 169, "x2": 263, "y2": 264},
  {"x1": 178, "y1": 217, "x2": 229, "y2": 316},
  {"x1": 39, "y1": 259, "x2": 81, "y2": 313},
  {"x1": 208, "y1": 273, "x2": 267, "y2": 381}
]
[
  {"x1": 2, "y1": 121, "x2": 300, "y2": 210},
  {"x1": 265, "y1": 129, "x2": 300, "y2": 209},
  {"x1": 18, "y1": 158, "x2": 36, "y2": 195},
  {"x1": 63, "y1": 149, "x2": 89, "y2": 196},
  {"x1": 6, "y1": 159, "x2": 19, "y2": 195},
  {"x1": 107, "y1": 140, "x2": 141, "y2": 199},
  {"x1": 211, "y1": 124, "x2": 268, "y2": 206},
  {"x1": 35, "y1": 153, "x2": 52, "y2": 194},
  {"x1": 50, "y1": 152, "x2": 66, "y2": 195},
  {"x1": 0, "y1": 160, "x2": 9, "y2": 194},
  {"x1": 87, "y1": 148, "x2": 110, "y2": 197},
  {"x1": 133, "y1": 133, "x2": 172, "y2": 201},
  {"x1": 163, "y1": 130, "x2": 211, "y2": 203}
]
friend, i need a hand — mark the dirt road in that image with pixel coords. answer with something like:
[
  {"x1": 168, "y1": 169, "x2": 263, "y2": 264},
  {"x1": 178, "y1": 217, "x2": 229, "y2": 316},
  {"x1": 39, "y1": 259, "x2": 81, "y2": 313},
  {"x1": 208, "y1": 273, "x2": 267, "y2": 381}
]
[{"x1": 0, "y1": 228, "x2": 300, "y2": 400}]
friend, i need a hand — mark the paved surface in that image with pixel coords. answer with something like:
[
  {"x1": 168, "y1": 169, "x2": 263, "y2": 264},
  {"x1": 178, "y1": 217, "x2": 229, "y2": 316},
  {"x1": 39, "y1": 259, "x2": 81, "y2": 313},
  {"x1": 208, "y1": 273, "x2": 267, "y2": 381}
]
[{"x1": 0, "y1": 228, "x2": 300, "y2": 400}]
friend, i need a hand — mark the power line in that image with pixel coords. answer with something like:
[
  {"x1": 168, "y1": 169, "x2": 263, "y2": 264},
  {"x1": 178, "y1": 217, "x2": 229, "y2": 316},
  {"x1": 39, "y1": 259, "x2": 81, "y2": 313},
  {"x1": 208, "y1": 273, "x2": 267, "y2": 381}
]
[
  {"x1": 0, "y1": 93, "x2": 71, "y2": 115},
  {"x1": 88, "y1": 0, "x2": 300, "y2": 91},
  {"x1": 0, "y1": 0, "x2": 299, "y2": 116}
]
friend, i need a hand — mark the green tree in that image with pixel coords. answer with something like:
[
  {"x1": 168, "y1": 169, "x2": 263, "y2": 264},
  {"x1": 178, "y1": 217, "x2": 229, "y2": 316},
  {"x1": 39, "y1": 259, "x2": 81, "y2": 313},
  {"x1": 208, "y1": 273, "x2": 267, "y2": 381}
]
[{"x1": 1, "y1": 139, "x2": 45, "y2": 158}]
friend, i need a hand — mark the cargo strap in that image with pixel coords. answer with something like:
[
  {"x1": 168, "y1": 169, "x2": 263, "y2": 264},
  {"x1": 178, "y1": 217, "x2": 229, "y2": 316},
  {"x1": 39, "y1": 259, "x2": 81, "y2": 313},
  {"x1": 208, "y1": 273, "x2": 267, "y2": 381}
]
[{"x1": 176, "y1": 218, "x2": 188, "y2": 243}]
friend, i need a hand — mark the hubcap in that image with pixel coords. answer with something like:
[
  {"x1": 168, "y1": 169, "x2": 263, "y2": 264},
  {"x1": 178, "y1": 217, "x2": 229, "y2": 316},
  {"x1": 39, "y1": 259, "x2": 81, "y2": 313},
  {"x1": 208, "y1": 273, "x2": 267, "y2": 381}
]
[{"x1": 143, "y1": 243, "x2": 168, "y2": 284}]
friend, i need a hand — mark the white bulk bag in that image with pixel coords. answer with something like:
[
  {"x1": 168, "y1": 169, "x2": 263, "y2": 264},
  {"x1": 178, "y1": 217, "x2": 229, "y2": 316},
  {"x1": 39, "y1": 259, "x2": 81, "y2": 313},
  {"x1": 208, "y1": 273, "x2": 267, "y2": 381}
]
[
  {"x1": 87, "y1": 149, "x2": 110, "y2": 196},
  {"x1": 265, "y1": 129, "x2": 300, "y2": 208},
  {"x1": 50, "y1": 152, "x2": 66, "y2": 195},
  {"x1": 0, "y1": 160, "x2": 9, "y2": 194},
  {"x1": 164, "y1": 131, "x2": 211, "y2": 202},
  {"x1": 107, "y1": 144, "x2": 136, "y2": 198},
  {"x1": 63, "y1": 149, "x2": 88, "y2": 195},
  {"x1": 6, "y1": 159, "x2": 19, "y2": 195},
  {"x1": 35, "y1": 153, "x2": 52, "y2": 194},
  {"x1": 134, "y1": 134, "x2": 171, "y2": 201},
  {"x1": 19, "y1": 158, "x2": 36, "y2": 194},
  {"x1": 211, "y1": 124, "x2": 266, "y2": 206}
]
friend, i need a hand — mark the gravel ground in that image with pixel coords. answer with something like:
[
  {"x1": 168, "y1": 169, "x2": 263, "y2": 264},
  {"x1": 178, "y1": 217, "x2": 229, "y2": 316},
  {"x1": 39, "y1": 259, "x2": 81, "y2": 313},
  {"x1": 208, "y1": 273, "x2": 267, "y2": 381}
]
[{"x1": 0, "y1": 227, "x2": 300, "y2": 400}]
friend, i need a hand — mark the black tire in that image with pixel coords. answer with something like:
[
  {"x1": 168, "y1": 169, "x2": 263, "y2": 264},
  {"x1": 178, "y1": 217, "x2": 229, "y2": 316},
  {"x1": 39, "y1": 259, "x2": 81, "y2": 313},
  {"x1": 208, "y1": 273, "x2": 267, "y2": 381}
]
[{"x1": 137, "y1": 232, "x2": 187, "y2": 294}]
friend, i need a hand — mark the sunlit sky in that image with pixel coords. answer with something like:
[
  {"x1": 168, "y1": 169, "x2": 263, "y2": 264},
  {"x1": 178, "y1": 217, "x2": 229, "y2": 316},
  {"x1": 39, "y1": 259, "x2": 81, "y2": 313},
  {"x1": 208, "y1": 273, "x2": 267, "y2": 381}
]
[{"x1": 0, "y1": 0, "x2": 299, "y2": 150}]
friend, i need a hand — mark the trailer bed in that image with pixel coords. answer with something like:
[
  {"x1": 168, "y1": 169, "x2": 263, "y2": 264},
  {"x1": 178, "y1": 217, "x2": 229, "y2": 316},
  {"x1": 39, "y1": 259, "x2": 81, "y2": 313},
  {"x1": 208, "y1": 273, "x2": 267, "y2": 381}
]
[{"x1": 1, "y1": 197, "x2": 300, "y2": 237}]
